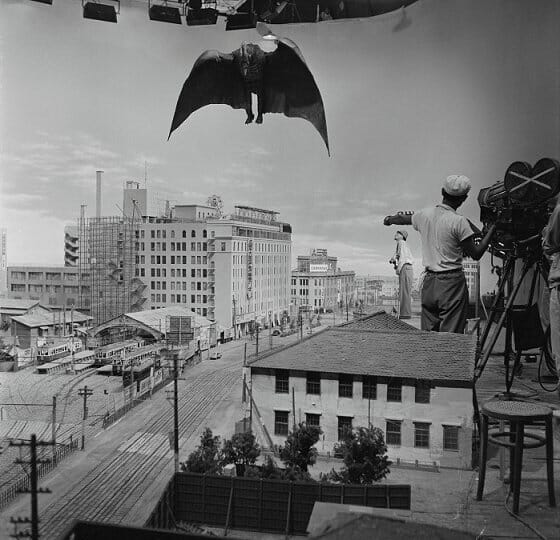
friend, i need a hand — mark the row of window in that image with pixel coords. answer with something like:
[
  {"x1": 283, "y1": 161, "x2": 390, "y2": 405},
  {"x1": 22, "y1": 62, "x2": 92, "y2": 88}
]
[
  {"x1": 147, "y1": 229, "x2": 209, "y2": 239},
  {"x1": 273, "y1": 411, "x2": 459, "y2": 451},
  {"x1": 275, "y1": 371, "x2": 431, "y2": 404}
]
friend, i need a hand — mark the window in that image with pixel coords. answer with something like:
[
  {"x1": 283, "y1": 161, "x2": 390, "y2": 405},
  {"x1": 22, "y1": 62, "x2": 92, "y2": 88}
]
[
  {"x1": 306, "y1": 413, "x2": 321, "y2": 428},
  {"x1": 221, "y1": 242, "x2": 226, "y2": 251},
  {"x1": 414, "y1": 422, "x2": 430, "y2": 448},
  {"x1": 337, "y1": 416, "x2": 352, "y2": 440},
  {"x1": 275, "y1": 370, "x2": 289, "y2": 393},
  {"x1": 443, "y1": 425, "x2": 459, "y2": 451},
  {"x1": 191, "y1": 230, "x2": 196, "y2": 238},
  {"x1": 362, "y1": 376, "x2": 377, "y2": 400},
  {"x1": 387, "y1": 379, "x2": 402, "y2": 402},
  {"x1": 338, "y1": 374, "x2": 353, "y2": 398},
  {"x1": 415, "y1": 382, "x2": 431, "y2": 404},
  {"x1": 306, "y1": 372, "x2": 320, "y2": 395},
  {"x1": 386, "y1": 420, "x2": 402, "y2": 446},
  {"x1": 274, "y1": 410, "x2": 289, "y2": 436}
]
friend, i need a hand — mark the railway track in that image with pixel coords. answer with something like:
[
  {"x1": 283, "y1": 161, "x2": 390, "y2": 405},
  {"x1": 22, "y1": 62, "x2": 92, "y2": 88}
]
[{"x1": 38, "y1": 360, "x2": 242, "y2": 539}]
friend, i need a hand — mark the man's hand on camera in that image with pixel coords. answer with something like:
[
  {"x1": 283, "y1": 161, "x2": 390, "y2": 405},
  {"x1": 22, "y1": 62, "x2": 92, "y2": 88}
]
[{"x1": 383, "y1": 216, "x2": 393, "y2": 226}]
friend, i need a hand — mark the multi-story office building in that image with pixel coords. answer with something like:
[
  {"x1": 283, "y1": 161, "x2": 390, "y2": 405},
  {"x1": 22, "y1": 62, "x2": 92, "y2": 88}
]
[
  {"x1": 462, "y1": 258, "x2": 479, "y2": 304},
  {"x1": 0, "y1": 228, "x2": 7, "y2": 294},
  {"x1": 6, "y1": 265, "x2": 91, "y2": 311},
  {"x1": 291, "y1": 249, "x2": 354, "y2": 313},
  {"x1": 137, "y1": 204, "x2": 292, "y2": 337}
]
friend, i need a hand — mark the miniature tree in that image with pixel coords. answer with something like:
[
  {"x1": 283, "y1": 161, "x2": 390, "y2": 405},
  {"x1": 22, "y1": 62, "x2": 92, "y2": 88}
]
[
  {"x1": 279, "y1": 422, "x2": 322, "y2": 473},
  {"x1": 328, "y1": 426, "x2": 391, "y2": 484},
  {"x1": 182, "y1": 428, "x2": 222, "y2": 475},
  {"x1": 221, "y1": 431, "x2": 261, "y2": 476}
]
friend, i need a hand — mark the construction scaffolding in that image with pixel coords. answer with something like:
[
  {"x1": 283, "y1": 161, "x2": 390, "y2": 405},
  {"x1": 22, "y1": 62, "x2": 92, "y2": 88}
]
[{"x1": 83, "y1": 216, "x2": 142, "y2": 325}]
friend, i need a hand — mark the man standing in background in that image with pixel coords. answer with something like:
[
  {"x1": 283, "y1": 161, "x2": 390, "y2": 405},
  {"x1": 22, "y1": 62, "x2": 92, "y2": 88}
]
[{"x1": 390, "y1": 230, "x2": 414, "y2": 319}]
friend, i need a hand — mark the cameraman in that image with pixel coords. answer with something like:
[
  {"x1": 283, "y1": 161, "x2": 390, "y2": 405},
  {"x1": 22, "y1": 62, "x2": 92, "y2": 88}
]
[
  {"x1": 543, "y1": 198, "x2": 560, "y2": 398},
  {"x1": 384, "y1": 175, "x2": 496, "y2": 333}
]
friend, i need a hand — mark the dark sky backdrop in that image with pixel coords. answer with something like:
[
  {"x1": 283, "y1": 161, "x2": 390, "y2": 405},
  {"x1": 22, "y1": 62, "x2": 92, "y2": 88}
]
[{"x1": 1, "y1": 0, "x2": 559, "y2": 292}]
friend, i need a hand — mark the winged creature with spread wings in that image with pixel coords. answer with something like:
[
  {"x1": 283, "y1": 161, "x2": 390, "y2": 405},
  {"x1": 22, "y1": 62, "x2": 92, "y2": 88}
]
[{"x1": 168, "y1": 23, "x2": 330, "y2": 155}]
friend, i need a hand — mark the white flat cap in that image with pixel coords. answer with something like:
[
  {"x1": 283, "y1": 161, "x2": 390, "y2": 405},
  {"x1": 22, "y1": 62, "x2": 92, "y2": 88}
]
[{"x1": 443, "y1": 175, "x2": 471, "y2": 197}]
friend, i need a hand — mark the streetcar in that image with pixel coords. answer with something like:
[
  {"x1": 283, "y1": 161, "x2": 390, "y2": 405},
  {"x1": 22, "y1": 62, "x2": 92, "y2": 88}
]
[
  {"x1": 36, "y1": 339, "x2": 82, "y2": 365},
  {"x1": 94, "y1": 338, "x2": 145, "y2": 366},
  {"x1": 111, "y1": 343, "x2": 163, "y2": 376}
]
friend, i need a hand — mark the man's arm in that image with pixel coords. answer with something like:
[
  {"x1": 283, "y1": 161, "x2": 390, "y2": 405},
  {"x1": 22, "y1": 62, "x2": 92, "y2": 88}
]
[
  {"x1": 460, "y1": 224, "x2": 496, "y2": 261},
  {"x1": 384, "y1": 214, "x2": 413, "y2": 226},
  {"x1": 543, "y1": 204, "x2": 560, "y2": 255}
]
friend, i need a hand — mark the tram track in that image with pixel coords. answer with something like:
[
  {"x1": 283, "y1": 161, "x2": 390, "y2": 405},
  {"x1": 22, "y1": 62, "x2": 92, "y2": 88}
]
[{"x1": 39, "y1": 360, "x2": 242, "y2": 539}]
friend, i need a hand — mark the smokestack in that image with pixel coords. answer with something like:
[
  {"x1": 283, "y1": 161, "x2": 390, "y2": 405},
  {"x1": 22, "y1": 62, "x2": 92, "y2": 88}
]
[{"x1": 96, "y1": 170, "x2": 103, "y2": 218}]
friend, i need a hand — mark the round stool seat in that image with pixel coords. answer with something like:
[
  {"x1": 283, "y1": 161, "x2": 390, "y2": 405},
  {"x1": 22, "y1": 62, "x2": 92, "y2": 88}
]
[{"x1": 482, "y1": 400, "x2": 552, "y2": 421}]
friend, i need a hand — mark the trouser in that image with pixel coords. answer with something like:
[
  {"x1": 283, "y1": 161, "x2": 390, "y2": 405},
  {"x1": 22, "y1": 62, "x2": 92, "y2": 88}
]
[
  {"x1": 398, "y1": 264, "x2": 413, "y2": 319},
  {"x1": 550, "y1": 286, "x2": 560, "y2": 381},
  {"x1": 421, "y1": 270, "x2": 469, "y2": 333}
]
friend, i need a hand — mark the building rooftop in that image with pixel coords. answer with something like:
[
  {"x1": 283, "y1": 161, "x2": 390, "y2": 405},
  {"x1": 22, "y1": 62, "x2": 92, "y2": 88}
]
[
  {"x1": 250, "y1": 327, "x2": 476, "y2": 385},
  {"x1": 234, "y1": 205, "x2": 279, "y2": 215},
  {"x1": 0, "y1": 298, "x2": 41, "y2": 313},
  {"x1": 11, "y1": 310, "x2": 91, "y2": 328},
  {"x1": 125, "y1": 306, "x2": 213, "y2": 333},
  {"x1": 341, "y1": 310, "x2": 420, "y2": 333}
]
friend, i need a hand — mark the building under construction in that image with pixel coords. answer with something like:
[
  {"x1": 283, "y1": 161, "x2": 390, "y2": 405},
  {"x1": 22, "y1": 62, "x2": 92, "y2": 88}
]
[{"x1": 81, "y1": 216, "x2": 145, "y2": 326}]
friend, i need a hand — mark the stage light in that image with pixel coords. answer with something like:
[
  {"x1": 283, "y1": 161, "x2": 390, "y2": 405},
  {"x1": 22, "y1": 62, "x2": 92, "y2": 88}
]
[
  {"x1": 83, "y1": 0, "x2": 119, "y2": 23},
  {"x1": 225, "y1": 11, "x2": 256, "y2": 31},
  {"x1": 149, "y1": 1, "x2": 183, "y2": 24},
  {"x1": 186, "y1": 0, "x2": 218, "y2": 26}
]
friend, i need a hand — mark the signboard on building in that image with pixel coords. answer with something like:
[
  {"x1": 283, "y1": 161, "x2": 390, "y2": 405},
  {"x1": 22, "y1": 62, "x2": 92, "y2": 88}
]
[
  {"x1": 167, "y1": 316, "x2": 193, "y2": 345},
  {"x1": 310, "y1": 264, "x2": 329, "y2": 273},
  {"x1": 247, "y1": 239, "x2": 253, "y2": 299}
]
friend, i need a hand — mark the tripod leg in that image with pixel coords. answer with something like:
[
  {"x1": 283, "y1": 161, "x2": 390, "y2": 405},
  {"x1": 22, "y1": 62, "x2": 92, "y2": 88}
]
[
  {"x1": 478, "y1": 257, "x2": 515, "y2": 355},
  {"x1": 475, "y1": 259, "x2": 533, "y2": 383}
]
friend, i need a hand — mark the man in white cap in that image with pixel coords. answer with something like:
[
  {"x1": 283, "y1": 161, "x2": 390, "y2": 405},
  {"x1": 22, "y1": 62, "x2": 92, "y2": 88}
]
[
  {"x1": 384, "y1": 175, "x2": 496, "y2": 333},
  {"x1": 390, "y1": 230, "x2": 414, "y2": 319}
]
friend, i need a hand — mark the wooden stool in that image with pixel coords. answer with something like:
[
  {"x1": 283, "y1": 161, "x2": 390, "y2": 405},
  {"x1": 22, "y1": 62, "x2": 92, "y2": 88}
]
[{"x1": 477, "y1": 400, "x2": 556, "y2": 514}]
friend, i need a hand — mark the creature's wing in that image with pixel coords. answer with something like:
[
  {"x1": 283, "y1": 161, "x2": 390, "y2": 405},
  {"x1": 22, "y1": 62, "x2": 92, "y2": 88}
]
[
  {"x1": 168, "y1": 50, "x2": 246, "y2": 139},
  {"x1": 263, "y1": 40, "x2": 330, "y2": 155}
]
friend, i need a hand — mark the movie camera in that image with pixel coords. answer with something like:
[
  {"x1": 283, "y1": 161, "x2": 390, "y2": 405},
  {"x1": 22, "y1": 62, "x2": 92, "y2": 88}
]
[{"x1": 478, "y1": 158, "x2": 560, "y2": 257}]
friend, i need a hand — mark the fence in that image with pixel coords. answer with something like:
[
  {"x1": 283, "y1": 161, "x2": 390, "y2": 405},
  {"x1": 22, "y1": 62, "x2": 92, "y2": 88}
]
[
  {"x1": 146, "y1": 472, "x2": 411, "y2": 535},
  {"x1": 0, "y1": 438, "x2": 79, "y2": 510},
  {"x1": 101, "y1": 373, "x2": 172, "y2": 429}
]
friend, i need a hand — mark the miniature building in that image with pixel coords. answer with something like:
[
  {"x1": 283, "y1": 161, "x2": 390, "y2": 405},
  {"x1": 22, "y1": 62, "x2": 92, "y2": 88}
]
[{"x1": 249, "y1": 314, "x2": 476, "y2": 469}]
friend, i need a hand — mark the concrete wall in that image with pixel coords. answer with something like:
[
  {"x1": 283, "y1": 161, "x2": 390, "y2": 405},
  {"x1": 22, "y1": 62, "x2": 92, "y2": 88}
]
[{"x1": 251, "y1": 369, "x2": 473, "y2": 469}]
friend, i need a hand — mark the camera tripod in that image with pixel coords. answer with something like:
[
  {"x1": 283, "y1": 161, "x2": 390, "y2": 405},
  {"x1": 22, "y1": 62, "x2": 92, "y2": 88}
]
[{"x1": 474, "y1": 236, "x2": 550, "y2": 395}]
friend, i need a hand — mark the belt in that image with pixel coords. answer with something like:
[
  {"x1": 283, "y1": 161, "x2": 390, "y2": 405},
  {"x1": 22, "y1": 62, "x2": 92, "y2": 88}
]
[{"x1": 425, "y1": 267, "x2": 463, "y2": 275}]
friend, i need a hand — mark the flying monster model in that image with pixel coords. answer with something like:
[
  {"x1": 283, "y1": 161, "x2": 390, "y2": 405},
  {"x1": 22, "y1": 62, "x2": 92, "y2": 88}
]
[{"x1": 168, "y1": 23, "x2": 330, "y2": 155}]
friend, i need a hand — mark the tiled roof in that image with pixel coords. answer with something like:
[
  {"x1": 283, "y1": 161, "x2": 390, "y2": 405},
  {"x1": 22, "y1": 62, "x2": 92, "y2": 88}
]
[
  {"x1": 12, "y1": 310, "x2": 91, "y2": 328},
  {"x1": 341, "y1": 310, "x2": 419, "y2": 332},
  {"x1": 250, "y1": 328, "x2": 476, "y2": 384}
]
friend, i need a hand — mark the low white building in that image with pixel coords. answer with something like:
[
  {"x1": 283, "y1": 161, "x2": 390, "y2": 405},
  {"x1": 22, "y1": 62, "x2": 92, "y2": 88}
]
[{"x1": 249, "y1": 313, "x2": 476, "y2": 469}]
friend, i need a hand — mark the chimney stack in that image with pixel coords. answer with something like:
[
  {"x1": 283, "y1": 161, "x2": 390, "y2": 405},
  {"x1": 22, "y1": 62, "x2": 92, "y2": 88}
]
[{"x1": 96, "y1": 170, "x2": 103, "y2": 218}]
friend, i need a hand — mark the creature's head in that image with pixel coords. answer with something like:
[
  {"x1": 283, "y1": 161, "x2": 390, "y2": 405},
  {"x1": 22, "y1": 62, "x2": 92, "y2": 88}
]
[{"x1": 236, "y1": 42, "x2": 265, "y2": 78}]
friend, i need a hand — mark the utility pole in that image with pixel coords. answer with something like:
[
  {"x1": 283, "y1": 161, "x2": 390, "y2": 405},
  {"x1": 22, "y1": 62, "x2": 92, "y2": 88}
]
[
  {"x1": 10, "y1": 435, "x2": 53, "y2": 540},
  {"x1": 255, "y1": 324, "x2": 259, "y2": 357},
  {"x1": 173, "y1": 353, "x2": 179, "y2": 473},
  {"x1": 268, "y1": 312, "x2": 272, "y2": 350},
  {"x1": 51, "y1": 396, "x2": 56, "y2": 464},
  {"x1": 78, "y1": 386, "x2": 93, "y2": 450}
]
